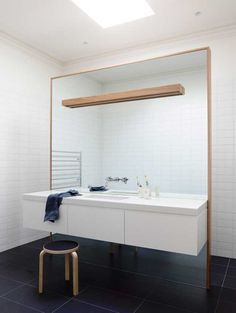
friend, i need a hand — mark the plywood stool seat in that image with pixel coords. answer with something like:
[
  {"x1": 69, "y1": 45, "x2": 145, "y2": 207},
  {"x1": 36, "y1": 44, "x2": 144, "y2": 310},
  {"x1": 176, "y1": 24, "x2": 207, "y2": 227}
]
[{"x1": 39, "y1": 240, "x2": 79, "y2": 296}]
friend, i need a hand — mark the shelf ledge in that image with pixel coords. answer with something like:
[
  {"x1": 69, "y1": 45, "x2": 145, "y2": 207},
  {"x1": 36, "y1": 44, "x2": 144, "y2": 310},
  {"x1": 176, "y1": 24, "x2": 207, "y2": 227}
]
[{"x1": 62, "y1": 84, "x2": 185, "y2": 108}]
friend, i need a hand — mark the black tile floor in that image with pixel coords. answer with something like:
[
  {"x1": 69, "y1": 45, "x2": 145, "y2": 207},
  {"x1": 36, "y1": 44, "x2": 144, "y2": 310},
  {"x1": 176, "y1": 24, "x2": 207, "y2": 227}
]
[{"x1": 0, "y1": 234, "x2": 235, "y2": 313}]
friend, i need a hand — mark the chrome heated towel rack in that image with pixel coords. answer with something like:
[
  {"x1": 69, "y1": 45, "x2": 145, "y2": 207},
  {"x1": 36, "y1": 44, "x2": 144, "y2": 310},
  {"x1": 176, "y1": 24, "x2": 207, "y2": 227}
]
[{"x1": 52, "y1": 150, "x2": 81, "y2": 190}]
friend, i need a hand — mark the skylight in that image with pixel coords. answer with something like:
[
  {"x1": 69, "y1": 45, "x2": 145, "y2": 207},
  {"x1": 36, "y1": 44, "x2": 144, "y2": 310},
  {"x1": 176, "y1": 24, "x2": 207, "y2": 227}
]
[{"x1": 71, "y1": 0, "x2": 155, "y2": 28}]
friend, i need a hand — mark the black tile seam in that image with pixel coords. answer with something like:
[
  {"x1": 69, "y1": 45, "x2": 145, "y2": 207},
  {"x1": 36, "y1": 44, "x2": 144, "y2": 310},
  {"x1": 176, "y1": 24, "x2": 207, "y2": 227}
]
[
  {"x1": 51, "y1": 298, "x2": 77, "y2": 313},
  {"x1": 0, "y1": 295, "x2": 44, "y2": 313},
  {"x1": 213, "y1": 258, "x2": 230, "y2": 313},
  {"x1": 63, "y1": 298, "x2": 118, "y2": 313},
  {"x1": 134, "y1": 299, "x2": 199, "y2": 313},
  {"x1": 78, "y1": 259, "x2": 207, "y2": 289},
  {"x1": 0, "y1": 282, "x2": 28, "y2": 297}
]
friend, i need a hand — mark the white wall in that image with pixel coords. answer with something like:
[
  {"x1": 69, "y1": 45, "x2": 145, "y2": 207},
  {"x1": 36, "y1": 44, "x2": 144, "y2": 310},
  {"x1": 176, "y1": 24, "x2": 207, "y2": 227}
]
[
  {"x1": 101, "y1": 69, "x2": 207, "y2": 194},
  {"x1": 52, "y1": 76, "x2": 102, "y2": 187},
  {"x1": 0, "y1": 35, "x2": 61, "y2": 252},
  {"x1": 1, "y1": 28, "x2": 236, "y2": 258},
  {"x1": 63, "y1": 31, "x2": 236, "y2": 258}
]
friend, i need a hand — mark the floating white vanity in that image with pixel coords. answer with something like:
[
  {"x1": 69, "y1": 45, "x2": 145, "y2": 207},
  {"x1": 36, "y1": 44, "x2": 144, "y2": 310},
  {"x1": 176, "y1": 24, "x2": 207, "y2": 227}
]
[{"x1": 23, "y1": 191, "x2": 207, "y2": 256}]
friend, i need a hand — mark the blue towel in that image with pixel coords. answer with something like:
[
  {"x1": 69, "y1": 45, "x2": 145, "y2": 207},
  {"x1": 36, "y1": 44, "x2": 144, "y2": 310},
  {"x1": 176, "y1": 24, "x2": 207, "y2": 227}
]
[{"x1": 44, "y1": 190, "x2": 80, "y2": 223}]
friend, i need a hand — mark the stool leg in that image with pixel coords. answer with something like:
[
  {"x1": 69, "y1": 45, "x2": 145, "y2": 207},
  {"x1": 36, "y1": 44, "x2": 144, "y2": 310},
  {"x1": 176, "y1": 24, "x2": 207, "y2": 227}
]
[
  {"x1": 71, "y1": 251, "x2": 79, "y2": 296},
  {"x1": 39, "y1": 250, "x2": 46, "y2": 294},
  {"x1": 65, "y1": 254, "x2": 70, "y2": 281}
]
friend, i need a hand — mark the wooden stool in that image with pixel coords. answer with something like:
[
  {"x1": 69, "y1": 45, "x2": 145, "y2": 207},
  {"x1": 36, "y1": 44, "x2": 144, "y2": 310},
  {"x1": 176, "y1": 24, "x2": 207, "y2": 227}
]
[{"x1": 39, "y1": 240, "x2": 79, "y2": 296}]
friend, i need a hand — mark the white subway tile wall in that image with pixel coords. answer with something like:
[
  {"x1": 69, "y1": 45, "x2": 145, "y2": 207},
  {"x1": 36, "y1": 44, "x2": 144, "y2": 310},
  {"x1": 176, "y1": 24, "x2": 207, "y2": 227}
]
[
  {"x1": 0, "y1": 38, "x2": 60, "y2": 252},
  {"x1": 212, "y1": 78, "x2": 236, "y2": 258}
]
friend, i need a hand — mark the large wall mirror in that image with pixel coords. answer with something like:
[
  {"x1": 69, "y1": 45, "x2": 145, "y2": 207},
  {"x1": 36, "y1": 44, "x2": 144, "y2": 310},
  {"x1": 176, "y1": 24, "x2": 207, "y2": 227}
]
[{"x1": 51, "y1": 48, "x2": 211, "y2": 288}]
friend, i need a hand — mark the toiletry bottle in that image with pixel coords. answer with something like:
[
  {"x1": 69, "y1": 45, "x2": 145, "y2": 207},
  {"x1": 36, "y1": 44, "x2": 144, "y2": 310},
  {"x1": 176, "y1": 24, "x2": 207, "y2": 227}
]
[
  {"x1": 144, "y1": 176, "x2": 151, "y2": 199},
  {"x1": 136, "y1": 176, "x2": 144, "y2": 198}
]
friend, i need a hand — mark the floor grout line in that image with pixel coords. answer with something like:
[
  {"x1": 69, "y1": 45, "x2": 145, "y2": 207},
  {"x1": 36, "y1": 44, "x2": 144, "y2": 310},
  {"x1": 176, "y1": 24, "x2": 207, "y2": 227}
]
[
  {"x1": 132, "y1": 289, "x2": 153, "y2": 313},
  {"x1": 79, "y1": 259, "x2": 206, "y2": 289},
  {"x1": 132, "y1": 280, "x2": 168, "y2": 313},
  {"x1": 73, "y1": 285, "x2": 90, "y2": 296},
  {"x1": 132, "y1": 299, "x2": 146, "y2": 313},
  {"x1": 0, "y1": 282, "x2": 28, "y2": 297},
  {"x1": 228, "y1": 259, "x2": 236, "y2": 268},
  {"x1": 79, "y1": 283, "x2": 144, "y2": 301},
  {"x1": 132, "y1": 284, "x2": 200, "y2": 313},
  {"x1": 0, "y1": 295, "x2": 44, "y2": 313},
  {"x1": 214, "y1": 258, "x2": 231, "y2": 313},
  {"x1": 74, "y1": 298, "x2": 119, "y2": 312},
  {"x1": 73, "y1": 284, "x2": 146, "y2": 313},
  {"x1": 23, "y1": 280, "x2": 90, "y2": 295},
  {"x1": 221, "y1": 258, "x2": 230, "y2": 288},
  {"x1": 0, "y1": 273, "x2": 34, "y2": 286},
  {"x1": 144, "y1": 298, "x2": 200, "y2": 313},
  {"x1": 51, "y1": 298, "x2": 74, "y2": 313}
]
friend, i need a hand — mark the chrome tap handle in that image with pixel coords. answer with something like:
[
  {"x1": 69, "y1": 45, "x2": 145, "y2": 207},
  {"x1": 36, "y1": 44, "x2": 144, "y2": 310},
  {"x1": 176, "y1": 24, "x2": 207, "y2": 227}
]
[{"x1": 121, "y1": 177, "x2": 129, "y2": 184}]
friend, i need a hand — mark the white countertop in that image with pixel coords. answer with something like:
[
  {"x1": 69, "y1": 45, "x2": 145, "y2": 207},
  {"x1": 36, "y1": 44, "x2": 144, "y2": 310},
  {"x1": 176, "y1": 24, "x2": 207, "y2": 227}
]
[{"x1": 23, "y1": 190, "x2": 207, "y2": 216}]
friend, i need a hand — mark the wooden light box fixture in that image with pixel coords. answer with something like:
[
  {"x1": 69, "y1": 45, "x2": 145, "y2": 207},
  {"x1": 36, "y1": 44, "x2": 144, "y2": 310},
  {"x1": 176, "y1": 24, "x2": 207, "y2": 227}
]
[{"x1": 62, "y1": 84, "x2": 185, "y2": 108}]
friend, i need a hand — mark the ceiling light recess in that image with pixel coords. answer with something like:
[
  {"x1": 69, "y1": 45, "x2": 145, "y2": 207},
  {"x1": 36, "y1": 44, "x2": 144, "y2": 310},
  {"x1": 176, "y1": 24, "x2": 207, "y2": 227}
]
[{"x1": 71, "y1": 0, "x2": 155, "y2": 28}]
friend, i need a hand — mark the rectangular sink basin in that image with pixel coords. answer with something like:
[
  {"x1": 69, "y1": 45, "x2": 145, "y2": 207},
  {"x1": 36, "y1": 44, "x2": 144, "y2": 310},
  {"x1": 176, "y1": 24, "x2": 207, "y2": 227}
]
[
  {"x1": 84, "y1": 194, "x2": 129, "y2": 200},
  {"x1": 107, "y1": 191, "x2": 138, "y2": 196}
]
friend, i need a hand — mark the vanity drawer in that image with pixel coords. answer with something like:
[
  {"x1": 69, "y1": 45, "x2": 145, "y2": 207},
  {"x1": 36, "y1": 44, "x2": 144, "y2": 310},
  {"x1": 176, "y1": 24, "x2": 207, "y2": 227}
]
[
  {"x1": 124, "y1": 210, "x2": 207, "y2": 256},
  {"x1": 22, "y1": 199, "x2": 67, "y2": 234},
  {"x1": 67, "y1": 204, "x2": 124, "y2": 244}
]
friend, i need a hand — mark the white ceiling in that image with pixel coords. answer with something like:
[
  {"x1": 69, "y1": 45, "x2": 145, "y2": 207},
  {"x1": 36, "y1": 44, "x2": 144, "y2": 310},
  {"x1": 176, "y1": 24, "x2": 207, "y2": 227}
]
[{"x1": 0, "y1": 0, "x2": 235, "y2": 63}]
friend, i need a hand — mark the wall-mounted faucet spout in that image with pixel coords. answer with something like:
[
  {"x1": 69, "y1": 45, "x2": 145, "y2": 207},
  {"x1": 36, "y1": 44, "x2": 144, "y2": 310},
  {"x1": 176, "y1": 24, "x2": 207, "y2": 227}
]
[{"x1": 105, "y1": 176, "x2": 129, "y2": 187}]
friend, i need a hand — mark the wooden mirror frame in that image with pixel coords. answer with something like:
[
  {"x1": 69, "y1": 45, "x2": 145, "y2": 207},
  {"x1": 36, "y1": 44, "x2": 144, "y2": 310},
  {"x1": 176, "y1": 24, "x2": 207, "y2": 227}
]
[{"x1": 50, "y1": 47, "x2": 212, "y2": 289}]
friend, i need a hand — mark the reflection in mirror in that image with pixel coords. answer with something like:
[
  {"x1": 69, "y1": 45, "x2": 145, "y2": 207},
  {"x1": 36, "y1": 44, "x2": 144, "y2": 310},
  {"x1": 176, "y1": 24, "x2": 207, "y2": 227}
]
[
  {"x1": 51, "y1": 49, "x2": 209, "y2": 288},
  {"x1": 52, "y1": 50, "x2": 207, "y2": 196}
]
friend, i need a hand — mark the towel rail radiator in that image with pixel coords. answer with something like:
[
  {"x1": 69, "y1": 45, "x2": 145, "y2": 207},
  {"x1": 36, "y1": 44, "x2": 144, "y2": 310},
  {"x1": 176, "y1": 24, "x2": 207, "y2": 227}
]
[{"x1": 52, "y1": 150, "x2": 81, "y2": 190}]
